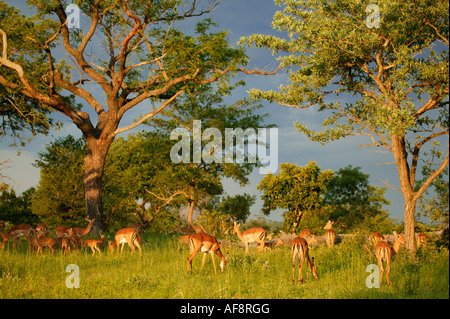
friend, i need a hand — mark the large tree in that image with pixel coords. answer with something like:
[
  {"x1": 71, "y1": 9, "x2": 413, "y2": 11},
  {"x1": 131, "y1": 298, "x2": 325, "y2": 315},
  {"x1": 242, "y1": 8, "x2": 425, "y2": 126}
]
[
  {"x1": 241, "y1": 0, "x2": 449, "y2": 251},
  {"x1": 0, "y1": 0, "x2": 273, "y2": 234}
]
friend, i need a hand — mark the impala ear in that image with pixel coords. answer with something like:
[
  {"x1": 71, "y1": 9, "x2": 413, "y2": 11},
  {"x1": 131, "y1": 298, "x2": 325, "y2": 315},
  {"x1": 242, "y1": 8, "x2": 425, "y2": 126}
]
[{"x1": 393, "y1": 230, "x2": 398, "y2": 237}]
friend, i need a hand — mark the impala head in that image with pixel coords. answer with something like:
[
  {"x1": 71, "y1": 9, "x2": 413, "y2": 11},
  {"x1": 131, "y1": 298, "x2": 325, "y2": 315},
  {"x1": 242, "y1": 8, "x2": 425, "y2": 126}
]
[
  {"x1": 86, "y1": 218, "x2": 95, "y2": 225},
  {"x1": 323, "y1": 220, "x2": 334, "y2": 230},
  {"x1": 393, "y1": 231, "x2": 406, "y2": 245},
  {"x1": 311, "y1": 257, "x2": 318, "y2": 279},
  {"x1": 108, "y1": 240, "x2": 116, "y2": 253},
  {"x1": 220, "y1": 253, "x2": 229, "y2": 273},
  {"x1": 233, "y1": 221, "x2": 240, "y2": 234}
]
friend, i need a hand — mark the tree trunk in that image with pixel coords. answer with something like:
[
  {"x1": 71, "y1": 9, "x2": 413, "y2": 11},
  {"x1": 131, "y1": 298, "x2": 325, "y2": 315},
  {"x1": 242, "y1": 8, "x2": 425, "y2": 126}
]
[
  {"x1": 391, "y1": 136, "x2": 417, "y2": 253},
  {"x1": 84, "y1": 137, "x2": 111, "y2": 235},
  {"x1": 403, "y1": 196, "x2": 417, "y2": 252},
  {"x1": 187, "y1": 200, "x2": 195, "y2": 227}
]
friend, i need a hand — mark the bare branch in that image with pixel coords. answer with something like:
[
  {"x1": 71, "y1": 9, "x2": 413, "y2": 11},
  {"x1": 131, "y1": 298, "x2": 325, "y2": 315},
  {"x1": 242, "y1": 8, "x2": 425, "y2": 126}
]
[
  {"x1": 113, "y1": 90, "x2": 184, "y2": 136},
  {"x1": 380, "y1": 179, "x2": 401, "y2": 193}
]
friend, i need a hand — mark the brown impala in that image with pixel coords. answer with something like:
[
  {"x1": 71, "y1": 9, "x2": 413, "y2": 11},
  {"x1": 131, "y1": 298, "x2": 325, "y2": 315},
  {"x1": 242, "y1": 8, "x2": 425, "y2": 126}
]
[
  {"x1": 233, "y1": 221, "x2": 267, "y2": 254},
  {"x1": 186, "y1": 233, "x2": 228, "y2": 275}
]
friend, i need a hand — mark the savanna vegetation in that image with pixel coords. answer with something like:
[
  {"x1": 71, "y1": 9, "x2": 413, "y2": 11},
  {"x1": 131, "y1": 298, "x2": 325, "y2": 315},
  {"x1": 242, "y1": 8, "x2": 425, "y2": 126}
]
[
  {"x1": 0, "y1": 232, "x2": 448, "y2": 299},
  {"x1": 0, "y1": 0, "x2": 448, "y2": 302}
]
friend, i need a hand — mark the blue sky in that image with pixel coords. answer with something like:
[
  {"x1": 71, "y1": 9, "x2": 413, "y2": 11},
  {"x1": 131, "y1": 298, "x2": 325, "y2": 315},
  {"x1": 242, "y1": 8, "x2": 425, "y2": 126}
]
[{"x1": 1, "y1": 0, "x2": 409, "y2": 223}]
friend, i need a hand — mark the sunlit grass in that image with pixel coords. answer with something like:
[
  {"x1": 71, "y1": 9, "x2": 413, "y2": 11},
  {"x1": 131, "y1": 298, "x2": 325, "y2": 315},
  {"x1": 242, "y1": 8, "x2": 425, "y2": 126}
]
[{"x1": 1, "y1": 234, "x2": 448, "y2": 299}]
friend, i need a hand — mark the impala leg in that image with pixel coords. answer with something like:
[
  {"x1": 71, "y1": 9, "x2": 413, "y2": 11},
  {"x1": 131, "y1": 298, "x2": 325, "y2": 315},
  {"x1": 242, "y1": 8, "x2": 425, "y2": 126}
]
[
  {"x1": 211, "y1": 252, "x2": 218, "y2": 275},
  {"x1": 187, "y1": 248, "x2": 200, "y2": 273},
  {"x1": 299, "y1": 254, "x2": 306, "y2": 284},
  {"x1": 200, "y1": 253, "x2": 208, "y2": 272},
  {"x1": 377, "y1": 259, "x2": 384, "y2": 285},
  {"x1": 292, "y1": 254, "x2": 296, "y2": 283},
  {"x1": 386, "y1": 259, "x2": 391, "y2": 286},
  {"x1": 292, "y1": 246, "x2": 298, "y2": 283},
  {"x1": 127, "y1": 241, "x2": 135, "y2": 255},
  {"x1": 133, "y1": 239, "x2": 142, "y2": 256}
]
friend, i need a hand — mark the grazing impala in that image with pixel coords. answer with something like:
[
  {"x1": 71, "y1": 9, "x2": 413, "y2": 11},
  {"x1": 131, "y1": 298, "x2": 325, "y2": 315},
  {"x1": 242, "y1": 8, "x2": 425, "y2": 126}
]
[
  {"x1": 1, "y1": 224, "x2": 35, "y2": 250},
  {"x1": 291, "y1": 236, "x2": 318, "y2": 283},
  {"x1": 187, "y1": 233, "x2": 228, "y2": 275},
  {"x1": 375, "y1": 231, "x2": 406, "y2": 286},
  {"x1": 323, "y1": 220, "x2": 336, "y2": 247},
  {"x1": 233, "y1": 221, "x2": 267, "y2": 254},
  {"x1": 83, "y1": 235, "x2": 104, "y2": 255},
  {"x1": 110, "y1": 227, "x2": 142, "y2": 256}
]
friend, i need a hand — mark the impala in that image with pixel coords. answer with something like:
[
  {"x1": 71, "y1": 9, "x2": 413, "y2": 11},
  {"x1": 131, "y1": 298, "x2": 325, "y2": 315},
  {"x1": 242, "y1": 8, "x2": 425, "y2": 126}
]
[
  {"x1": 1, "y1": 224, "x2": 35, "y2": 250},
  {"x1": 233, "y1": 221, "x2": 267, "y2": 254},
  {"x1": 83, "y1": 234, "x2": 105, "y2": 255},
  {"x1": 375, "y1": 231, "x2": 406, "y2": 286},
  {"x1": 299, "y1": 229, "x2": 312, "y2": 237},
  {"x1": 291, "y1": 236, "x2": 318, "y2": 283},
  {"x1": 35, "y1": 223, "x2": 48, "y2": 239},
  {"x1": 72, "y1": 218, "x2": 95, "y2": 239},
  {"x1": 110, "y1": 227, "x2": 142, "y2": 256},
  {"x1": 55, "y1": 218, "x2": 95, "y2": 250},
  {"x1": 323, "y1": 220, "x2": 336, "y2": 247},
  {"x1": 32, "y1": 236, "x2": 56, "y2": 255},
  {"x1": 186, "y1": 233, "x2": 228, "y2": 275},
  {"x1": 369, "y1": 232, "x2": 384, "y2": 246},
  {"x1": 416, "y1": 233, "x2": 428, "y2": 248},
  {"x1": 61, "y1": 228, "x2": 75, "y2": 255}
]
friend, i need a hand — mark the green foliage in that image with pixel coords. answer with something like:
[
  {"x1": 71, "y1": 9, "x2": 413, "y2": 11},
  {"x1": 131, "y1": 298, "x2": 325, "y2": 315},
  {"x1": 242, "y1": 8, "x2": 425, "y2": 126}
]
[
  {"x1": 323, "y1": 165, "x2": 392, "y2": 232},
  {"x1": 31, "y1": 135, "x2": 86, "y2": 228},
  {"x1": 0, "y1": 187, "x2": 38, "y2": 225},
  {"x1": 258, "y1": 161, "x2": 333, "y2": 233},
  {"x1": 0, "y1": 1, "x2": 61, "y2": 146},
  {"x1": 416, "y1": 167, "x2": 449, "y2": 228},
  {"x1": 217, "y1": 193, "x2": 256, "y2": 223}
]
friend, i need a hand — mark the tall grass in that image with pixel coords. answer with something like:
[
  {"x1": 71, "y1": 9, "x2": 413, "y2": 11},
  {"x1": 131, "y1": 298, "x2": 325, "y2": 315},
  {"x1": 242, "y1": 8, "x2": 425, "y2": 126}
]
[{"x1": 0, "y1": 234, "x2": 448, "y2": 299}]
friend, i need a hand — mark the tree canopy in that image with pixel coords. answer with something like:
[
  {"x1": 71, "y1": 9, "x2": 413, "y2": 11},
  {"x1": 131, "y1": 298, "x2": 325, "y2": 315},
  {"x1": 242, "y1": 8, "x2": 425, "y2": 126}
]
[
  {"x1": 0, "y1": 0, "x2": 275, "y2": 234},
  {"x1": 241, "y1": 0, "x2": 449, "y2": 251}
]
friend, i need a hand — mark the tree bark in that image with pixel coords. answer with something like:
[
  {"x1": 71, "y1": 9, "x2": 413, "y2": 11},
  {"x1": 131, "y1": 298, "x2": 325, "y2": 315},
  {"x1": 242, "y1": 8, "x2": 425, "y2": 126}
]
[
  {"x1": 403, "y1": 196, "x2": 417, "y2": 251},
  {"x1": 391, "y1": 136, "x2": 417, "y2": 253},
  {"x1": 187, "y1": 200, "x2": 196, "y2": 227},
  {"x1": 84, "y1": 136, "x2": 113, "y2": 235}
]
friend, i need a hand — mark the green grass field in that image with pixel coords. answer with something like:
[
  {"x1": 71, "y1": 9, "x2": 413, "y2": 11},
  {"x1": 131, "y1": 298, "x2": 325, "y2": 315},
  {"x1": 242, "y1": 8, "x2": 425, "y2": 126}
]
[{"x1": 1, "y1": 234, "x2": 448, "y2": 299}]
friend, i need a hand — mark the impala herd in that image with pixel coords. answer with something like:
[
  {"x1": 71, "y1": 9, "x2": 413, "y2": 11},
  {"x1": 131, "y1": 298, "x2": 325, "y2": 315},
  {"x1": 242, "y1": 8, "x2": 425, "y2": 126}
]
[{"x1": 1, "y1": 218, "x2": 429, "y2": 286}]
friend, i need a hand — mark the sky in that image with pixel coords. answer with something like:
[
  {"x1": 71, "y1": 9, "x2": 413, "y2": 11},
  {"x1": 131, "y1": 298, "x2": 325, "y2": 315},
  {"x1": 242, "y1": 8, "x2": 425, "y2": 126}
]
[{"x1": 0, "y1": 0, "x2": 413, "y2": 223}]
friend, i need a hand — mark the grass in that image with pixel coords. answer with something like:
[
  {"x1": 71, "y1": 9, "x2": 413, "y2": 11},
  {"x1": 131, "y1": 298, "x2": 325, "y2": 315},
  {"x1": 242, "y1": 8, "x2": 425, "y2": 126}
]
[{"x1": 0, "y1": 234, "x2": 448, "y2": 299}]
